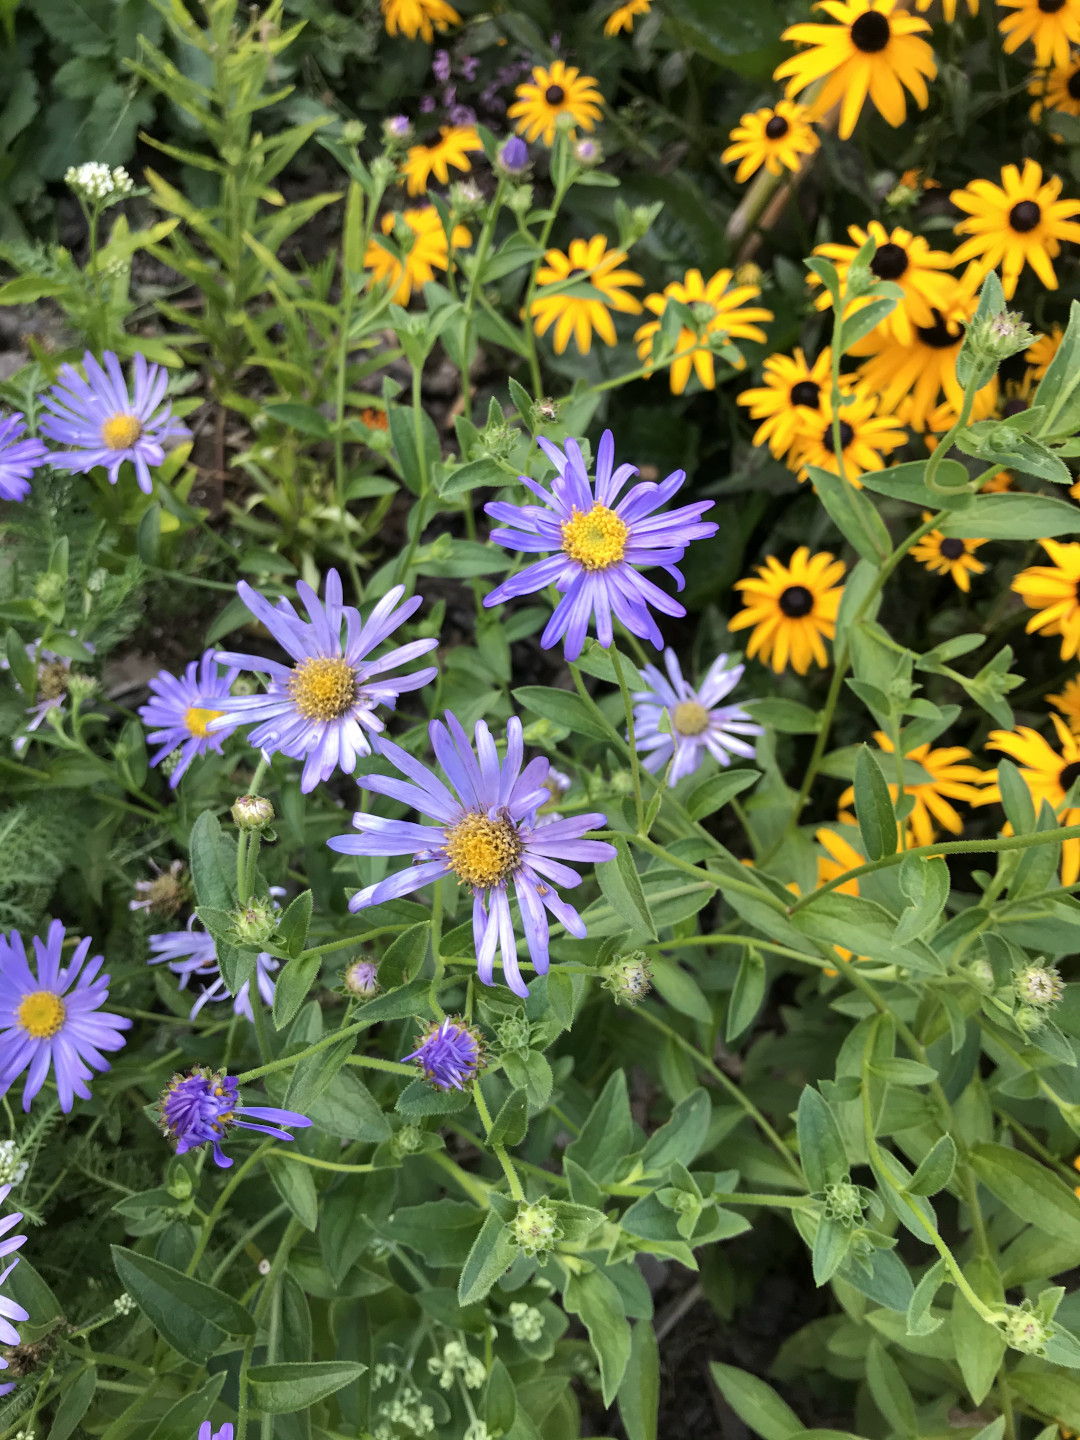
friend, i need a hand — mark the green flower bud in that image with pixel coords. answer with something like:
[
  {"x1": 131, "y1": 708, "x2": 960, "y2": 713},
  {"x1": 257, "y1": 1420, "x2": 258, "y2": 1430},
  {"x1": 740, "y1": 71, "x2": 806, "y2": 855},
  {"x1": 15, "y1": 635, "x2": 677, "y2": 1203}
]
[
  {"x1": 1015, "y1": 963, "x2": 1064, "y2": 1009},
  {"x1": 822, "y1": 1180, "x2": 864, "y2": 1227},
  {"x1": 392, "y1": 1123, "x2": 424, "y2": 1156},
  {"x1": 232, "y1": 795, "x2": 276, "y2": 832},
  {"x1": 603, "y1": 952, "x2": 652, "y2": 1006},
  {"x1": 496, "y1": 1015, "x2": 531, "y2": 1053},
  {"x1": 1000, "y1": 1300, "x2": 1053, "y2": 1355},
  {"x1": 230, "y1": 898, "x2": 277, "y2": 947},
  {"x1": 509, "y1": 1197, "x2": 563, "y2": 1258}
]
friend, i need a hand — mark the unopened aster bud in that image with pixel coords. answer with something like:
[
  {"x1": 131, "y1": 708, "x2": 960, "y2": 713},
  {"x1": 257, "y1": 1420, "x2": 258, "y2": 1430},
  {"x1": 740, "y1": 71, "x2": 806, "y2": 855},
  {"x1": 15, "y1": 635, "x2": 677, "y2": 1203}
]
[
  {"x1": 532, "y1": 396, "x2": 560, "y2": 425},
  {"x1": 392, "y1": 1122, "x2": 424, "y2": 1156},
  {"x1": 341, "y1": 120, "x2": 366, "y2": 145},
  {"x1": 1015, "y1": 963, "x2": 1064, "y2": 1008},
  {"x1": 505, "y1": 183, "x2": 533, "y2": 216},
  {"x1": 972, "y1": 309, "x2": 1035, "y2": 362},
  {"x1": 232, "y1": 794, "x2": 275, "y2": 832},
  {"x1": 498, "y1": 136, "x2": 529, "y2": 176},
  {"x1": 450, "y1": 179, "x2": 485, "y2": 218},
  {"x1": 495, "y1": 1015, "x2": 530, "y2": 1052},
  {"x1": 573, "y1": 137, "x2": 602, "y2": 166},
  {"x1": 230, "y1": 898, "x2": 277, "y2": 946},
  {"x1": 231, "y1": 674, "x2": 261, "y2": 697},
  {"x1": 370, "y1": 155, "x2": 398, "y2": 188},
  {"x1": 509, "y1": 1197, "x2": 563, "y2": 1258},
  {"x1": 967, "y1": 956, "x2": 995, "y2": 989},
  {"x1": 344, "y1": 959, "x2": 380, "y2": 998},
  {"x1": 1014, "y1": 1003, "x2": 1046, "y2": 1035},
  {"x1": 383, "y1": 114, "x2": 413, "y2": 145},
  {"x1": 66, "y1": 673, "x2": 98, "y2": 703},
  {"x1": 508, "y1": 1300, "x2": 544, "y2": 1342},
  {"x1": 603, "y1": 951, "x2": 652, "y2": 1006},
  {"x1": 1000, "y1": 1300, "x2": 1053, "y2": 1355},
  {"x1": 822, "y1": 1179, "x2": 864, "y2": 1227}
]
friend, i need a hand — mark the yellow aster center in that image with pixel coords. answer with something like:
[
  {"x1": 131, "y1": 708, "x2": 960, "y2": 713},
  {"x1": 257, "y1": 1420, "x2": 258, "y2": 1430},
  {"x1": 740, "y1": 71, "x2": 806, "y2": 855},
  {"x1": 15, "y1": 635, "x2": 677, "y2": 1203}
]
[
  {"x1": 287, "y1": 656, "x2": 357, "y2": 721},
  {"x1": 672, "y1": 701, "x2": 709, "y2": 736},
  {"x1": 17, "y1": 989, "x2": 66, "y2": 1039},
  {"x1": 444, "y1": 812, "x2": 522, "y2": 889},
  {"x1": 561, "y1": 503, "x2": 629, "y2": 571},
  {"x1": 184, "y1": 706, "x2": 223, "y2": 739},
  {"x1": 101, "y1": 413, "x2": 143, "y2": 450}
]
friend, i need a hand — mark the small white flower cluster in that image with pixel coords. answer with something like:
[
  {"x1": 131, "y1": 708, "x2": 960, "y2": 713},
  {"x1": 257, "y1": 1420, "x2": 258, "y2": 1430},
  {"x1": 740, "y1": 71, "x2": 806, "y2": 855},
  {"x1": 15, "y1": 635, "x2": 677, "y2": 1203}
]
[
  {"x1": 114, "y1": 1292, "x2": 137, "y2": 1316},
  {"x1": 372, "y1": 1361, "x2": 398, "y2": 1389},
  {"x1": 13, "y1": 1429, "x2": 34, "y2": 1440},
  {"x1": 464, "y1": 1422, "x2": 491, "y2": 1440},
  {"x1": 64, "y1": 163, "x2": 134, "y2": 203},
  {"x1": 372, "y1": 1389, "x2": 434, "y2": 1438},
  {"x1": 508, "y1": 1301, "x2": 544, "y2": 1342},
  {"x1": 0, "y1": 1140, "x2": 27, "y2": 1187},
  {"x1": 426, "y1": 1339, "x2": 485, "y2": 1391}
]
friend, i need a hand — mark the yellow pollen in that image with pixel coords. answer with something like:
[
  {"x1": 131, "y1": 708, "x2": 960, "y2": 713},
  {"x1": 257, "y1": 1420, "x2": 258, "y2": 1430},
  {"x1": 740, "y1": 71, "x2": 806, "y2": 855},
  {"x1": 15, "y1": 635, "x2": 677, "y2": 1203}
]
[
  {"x1": 184, "y1": 706, "x2": 223, "y2": 739},
  {"x1": 444, "y1": 812, "x2": 523, "y2": 889},
  {"x1": 17, "y1": 989, "x2": 66, "y2": 1039},
  {"x1": 672, "y1": 701, "x2": 710, "y2": 736},
  {"x1": 561, "y1": 503, "x2": 629, "y2": 571},
  {"x1": 287, "y1": 656, "x2": 357, "y2": 721},
  {"x1": 36, "y1": 660, "x2": 69, "y2": 702},
  {"x1": 101, "y1": 413, "x2": 143, "y2": 450}
]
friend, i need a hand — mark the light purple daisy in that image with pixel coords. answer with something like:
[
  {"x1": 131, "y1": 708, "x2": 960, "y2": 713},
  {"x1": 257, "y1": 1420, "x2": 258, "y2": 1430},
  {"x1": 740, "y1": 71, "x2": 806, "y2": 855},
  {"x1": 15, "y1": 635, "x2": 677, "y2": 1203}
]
[
  {"x1": 0, "y1": 921, "x2": 131, "y2": 1113},
  {"x1": 483, "y1": 431, "x2": 718, "y2": 662},
  {"x1": 327, "y1": 712, "x2": 616, "y2": 997},
  {"x1": 39, "y1": 351, "x2": 190, "y2": 495},
  {"x1": 210, "y1": 570, "x2": 439, "y2": 794},
  {"x1": 2, "y1": 637, "x2": 97, "y2": 742},
  {"x1": 632, "y1": 649, "x2": 763, "y2": 786},
  {"x1": 138, "y1": 649, "x2": 241, "y2": 787},
  {"x1": 404, "y1": 1017, "x2": 484, "y2": 1090},
  {"x1": 0, "y1": 413, "x2": 48, "y2": 503},
  {"x1": 158, "y1": 1069, "x2": 311, "y2": 1169},
  {"x1": 0, "y1": 1184, "x2": 27, "y2": 1397},
  {"x1": 148, "y1": 916, "x2": 278, "y2": 1022}
]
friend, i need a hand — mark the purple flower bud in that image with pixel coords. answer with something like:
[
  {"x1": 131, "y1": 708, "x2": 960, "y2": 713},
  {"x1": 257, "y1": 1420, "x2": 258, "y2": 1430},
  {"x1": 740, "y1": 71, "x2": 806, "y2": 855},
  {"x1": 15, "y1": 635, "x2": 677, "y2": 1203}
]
[
  {"x1": 386, "y1": 114, "x2": 411, "y2": 139},
  {"x1": 433, "y1": 49, "x2": 451, "y2": 83},
  {"x1": 499, "y1": 136, "x2": 530, "y2": 175}
]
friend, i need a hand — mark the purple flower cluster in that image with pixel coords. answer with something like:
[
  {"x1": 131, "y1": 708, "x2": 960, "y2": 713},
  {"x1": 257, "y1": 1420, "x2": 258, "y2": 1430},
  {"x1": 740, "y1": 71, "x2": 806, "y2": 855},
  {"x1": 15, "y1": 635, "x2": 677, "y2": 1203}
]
[
  {"x1": 405, "y1": 1018, "x2": 484, "y2": 1090},
  {"x1": 159, "y1": 1068, "x2": 311, "y2": 1169}
]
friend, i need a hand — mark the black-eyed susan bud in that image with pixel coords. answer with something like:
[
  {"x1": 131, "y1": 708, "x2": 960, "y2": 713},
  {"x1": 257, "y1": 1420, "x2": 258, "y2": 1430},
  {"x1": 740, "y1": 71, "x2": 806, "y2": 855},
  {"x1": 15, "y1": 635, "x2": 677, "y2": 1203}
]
[
  {"x1": 1000, "y1": 1300, "x2": 1053, "y2": 1356},
  {"x1": 1015, "y1": 963, "x2": 1064, "y2": 1008},
  {"x1": 734, "y1": 261, "x2": 763, "y2": 287},
  {"x1": 230, "y1": 897, "x2": 277, "y2": 947},
  {"x1": 603, "y1": 951, "x2": 652, "y2": 1006},
  {"x1": 370, "y1": 155, "x2": 398, "y2": 189},
  {"x1": 509, "y1": 1197, "x2": 563, "y2": 1258},
  {"x1": 232, "y1": 794, "x2": 276, "y2": 832},
  {"x1": 822, "y1": 1179, "x2": 864, "y2": 1227}
]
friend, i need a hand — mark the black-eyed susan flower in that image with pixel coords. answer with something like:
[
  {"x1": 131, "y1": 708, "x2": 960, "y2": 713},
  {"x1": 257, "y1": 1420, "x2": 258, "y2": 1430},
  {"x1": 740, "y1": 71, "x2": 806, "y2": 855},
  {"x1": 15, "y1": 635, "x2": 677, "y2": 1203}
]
[
  {"x1": 854, "y1": 268, "x2": 993, "y2": 431},
  {"x1": 1012, "y1": 541, "x2": 1080, "y2": 659},
  {"x1": 508, "y1": 61, "x2": 603, "y2": 145},
  {"x1": 737, "y1": 348, "x2": 834, "y2": 461},
  {"x1": 1027, "y1": 324, "x2": 1064, "y2": 378},
  {"x1": 839, "y1": 731, "x2": 991, "y2": 846},
  {"x1": 808, "y1": 221, "x2": 957, "y2": 343},
  {"x1": 605, "y1": 0, "x2": 652, "y2": 34},
  {"x1": 986, "y1": 716, "x2": 1080, "y2": 883},
  {"x1": 915, "y1": 0, "x2": 978, "y2": 19},
  {"x1": 365, "y1": 207, "x2": 471, "y2": 304},
  {"x1": 730, "y1": 548, "x2": 846, "y2": 674},
  {"x1": 910, "y1": 513, "x2": 988, "y2": 590},
  {"x1": 634, "y1": 268, "x2": 773, "y2": 393},
  {"x1": 529, "y1": 235, "x2": 642, "y2": 355},
  {"x1": 721, "y1": 101, "x2": 820, "y2": 183},
  {"x1": 951, "y1": 160, "x2": 1080, "y2": 299},
  {"x1": 381, "y1": 0, "x2": 460, "y2": 42},
  {"x1": 401, "y1": 126, "x2": 484, "y2": 197},
  {"x1": 794, "y1": 386, "x2": 906, "y2": 486},
  {"x1": 775, "y1": 0, "x2": 937, "y2": 140},
  {"x1": 1049, "y1": 676, "x2": 1080, "y2": 733},
  {"x1": 998, "y1": 0, "x2": 1080, "y2": 68},
  {"x1": 1028, "y1": 57, "x2": 1080, "y2": 122}
]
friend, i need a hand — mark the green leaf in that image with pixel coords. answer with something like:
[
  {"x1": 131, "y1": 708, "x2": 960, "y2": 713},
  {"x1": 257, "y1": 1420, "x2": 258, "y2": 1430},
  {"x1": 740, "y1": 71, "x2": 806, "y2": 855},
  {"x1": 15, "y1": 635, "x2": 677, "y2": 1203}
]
[
  {"x1": 839, "y1": 296, "x2": 898, "y2": 352},
  {"x1": 297, "y1": 1069, "x2": 391, "y2": 1143},
  {"x1": 382, "y1": 1201, "x2": 484, "y2": 1267},
  {"x1": 726, "y1": 947, "x2": 766, "y2": 1042},
  {"x1": 641, "y1": 1089, "x2": 711, "y2": 1172},
  {"x1": 145, "y1": 1373, "x2": 226, "y2": 1440},
  {"x1": 489, "y1": 1089, "x2": 528, "y2": 1146},
  {"x1": 906, "y1": 1135, "x2": 956, "y2": 1196},
  {"x1": 136, "y1": 502, "x2": 162, "y2": 566},
  {"x1": 47, "y1": 1365, "x2": 97, "y2": 1440},
  {"x1": 618, "y1": 1321, "x2": 660, "y2": 1440},
  {"x1": 853, "y1": 744, "x2": 897, "y2": 863},
  {"x1": 791, "y1": 891, "x2": 944, "y2": 974},
  {"x1": 264, "y1": 402, "x2": 332, "y2": 438},
  {"x1": 512, "y1": 685, "x2": 610, "y2": 742},
  {"x1": 953, "y1": 1256, "x2": 1005, "y2": 1406},
  {"x1": 377, "y1": 922, "x2": 429, "y2": 988},
  {"x1": 708, "y1": 1363, "x2": 802, "y2": 1440},
  {"x1": 938, "y1": 493, "x2": 1080, "y2": 540},
  {"x1": 265, "y1": 1152, "x2": 319, "y2": 1230},
  {"x1": 596, "y1": 836, "x2": 657, "y2": 942},
  {"x1": 564, "y1": 1269, "x2": 632, "y2": 1406},
  {"x1": 742, "y1": 698, "x2": 820, "y2": 734},
  {"x1": 247, "y1": 1361, "x2": 366, "y2": 1414},
  {"x1": 437, "y1": 457, "x2": 509, "y2": 498},
  {"x1": 283, "y1": 1036, "x2": 353, "y2": 1113},
  {"x1": 860, "y1": 459, "x2": 974, "y2": 510},
  {"x1": 458, "y1": 1210, "x2": 517, "y2": 1305},
  {"x1": 1010, "y1": 1371, "x2": 1080, "y2": 1426},
  {"x1": 686, "y1": 769, "x2": 760, "y2": 821},
  {"x1": 866, "y1": 1339, "x2": 917, "y2": 1435},
  {"x1": 188, "y1": 811, "x2": 236, "y2": 910},
  {"x1": 649, "y1": 959, "x2": 710, "y2": 1019},
  {"x1": 1033, "y1": 298, "x2": 1080, "y2": 438},
  {"x1": 997, "y1": 758, "x2": 1036, "y2": 836},
  {"x1": 386, "y1": 395, "x2": 441, "y2": 497},
  {"x1": 796, "y1": 1086, "x2": 848, "y2": 1194},
  {"x1": 565, "y1": 1070, "x2": 633, "y2": 1182},
  {"x1": 111, "y1": 1246, "x2": 254, "y2": 1364},
  {"x1": 969, "y1": 1142, "x2": 1080, "y2": 1244},
  {"x1": 276, "y1": 890, "x2": 313, "y2": 958},
  {"x1": 812, "y1": 1215, "x2": 851, "y2": 1287},
  {"x1": 484, "y1": 1358, "x2": 518, "y2": 1435},
  {"x1": 893, "y1": 854, "x2": 949, "y2": 945},
  {"x1": 805, "y1": 465, "x2": 891, "y2": 563},
  {"x1": 905, "y1": 1257, "x2": 946, "y2": 1337},
  {"x1": 273, "y1": 953, "x2": 322, "y2": 1031}
]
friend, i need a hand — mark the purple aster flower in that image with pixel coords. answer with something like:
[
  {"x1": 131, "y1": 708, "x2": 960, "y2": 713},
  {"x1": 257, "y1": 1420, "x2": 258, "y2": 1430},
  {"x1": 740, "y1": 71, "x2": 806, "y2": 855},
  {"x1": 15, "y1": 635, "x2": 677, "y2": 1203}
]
[
  {"x1": 632, "y1": 649, "x2": 763, "y2": 786},
  {"x1": 327, "y1": 713, "x2": 616, "y2": 997},
  {"x1": 2, "y1": 636, "x2": 97, "y2": 741},
  {"x1": 0, "y1": 413, "x2": 48, "y2": 503},
  {"x1": 148, "y1": 914, "x2": 279, "y2": 1022},
  {"x1": 499, "y1": 136, "x2": 529, "y2": 175},
  {"x1": 0, "y1": 1183, "x2": 27, "y2": 1397},
  {"x1": 343, "y1": 959, "x2": 380, "y2": 998},
  {"x1": 138, "y1": 649, "x2": 241, "y2": 787},
  {"x1": 210, "y1": 571, "x2": 439, "y2": 794},
  {"x1": 199, "y1": 1426, "x2": 233, "y2": 1440},
  {"x1": 404, "y1": 1017, "x2": 484, "y2": 1090},
  {"x1": 159, "y1": 1068, "x2": 311, "y2": 1169},
  {"x1": 40, "y1": 351, "x2": 190, "y2": 496},
  {"x1": 483, "y1": 431, "x2": 718, "y2": 662},
  {"x1": 0, "y1": 921, "x2": 131, "y2": 1113}
]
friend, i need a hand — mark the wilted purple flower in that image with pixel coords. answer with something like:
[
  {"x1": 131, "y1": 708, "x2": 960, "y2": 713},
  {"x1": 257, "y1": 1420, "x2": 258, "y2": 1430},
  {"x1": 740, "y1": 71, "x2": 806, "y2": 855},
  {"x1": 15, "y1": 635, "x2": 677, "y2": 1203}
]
[
  {"x1": 484, "y1": 431, "x2": 718, "y2": 662},
  {"x1": 433, "y1": 49, "x2": 452, "y2": 82},
  {"x1": 328, "y1": 713, "x2": 615, "y2": 997},
  {"x1": 210, "y1": 571, "x2": 438, "y2": 794},
  {"x1": 0, "y1": 413, "x2": 48, "y2": 502},
  {"x1": 632, "y1": 649, "x2": 762, "y2": 786},
  {"x1": 0, "y1": 920, "x2": 130, "y2": 1113},
  {"x1": 129, "y1": 858, "x2": 187, "y2": 918},
  {"x1": 404, "y1": 1017, "x2": 484, "y2": 1090},
  {"x1": 499, "y1": 136, "x2": 529, "y2": 175},
  {"x1": 40, "y1": 351, "x2": 190, "y2": 495},
  {"x1": 148, "y1": 914, "x2": 279, "y2": 1021},
  {"x1": 138, "y1": 649, "x2": 241, "y2": 787},
  {"x1": 159, "y1": 1069, "x2": 311, "y2": 1169}
]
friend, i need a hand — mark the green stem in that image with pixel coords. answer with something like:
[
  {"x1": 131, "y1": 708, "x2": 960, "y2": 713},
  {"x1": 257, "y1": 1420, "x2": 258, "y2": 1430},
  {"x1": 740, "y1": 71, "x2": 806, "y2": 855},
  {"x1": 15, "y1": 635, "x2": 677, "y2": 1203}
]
[
  {"x1": 611, "y1": 643, "x2": 645, "y2": 833},
  {"x1": 473, "y1": 1081, "x2": 525, "y2": 1200},
  {"x1": 428, "y1": 878, "x2": 445, "y2": 1021},
  {"x1": 267, "y1": 1149, "x2": 374, "y2": 1174},
  {"x1": 187, "y1": 1140, "x2": 275, "y2": 1276}
]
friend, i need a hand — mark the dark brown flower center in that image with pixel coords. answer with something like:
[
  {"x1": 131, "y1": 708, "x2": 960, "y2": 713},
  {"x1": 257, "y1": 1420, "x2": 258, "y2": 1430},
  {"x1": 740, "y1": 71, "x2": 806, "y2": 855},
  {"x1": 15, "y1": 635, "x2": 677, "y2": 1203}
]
[
  {"x1": 1068, "y1": 68, "x2": 1080, "y2": 99},
  {"x1": 545, "y1": 85, "x2": 566, "y2": 105},
  {"x1": 870, "y1": 242, "x2": 909, "y2": 281},
  {"x1": 1040, "y1": 0, "x2": 1066, "y2": 13},
  {"x1": 790, "y1": 380, "x2": 821, "y2": 409},
  {"x1": 1061, "y1": 759, "x2": 1080, "y2": 792},
  {"x1": 765, "y1": 115, "x2": 790, "y2": 139},
  {"x1": 915, "y1": 311, "x2": 964, "y2": 349},
  {"x1": 779, "y1": 585, "x2": 814, "y2": 618},
  {"x1": 850, "y1": 10, "x2": 891, "y2": 50},
  {"x1": 939, "y1": 537, "x2": 966, "y2": 560},
  {"x1": 1001, "y1": 398, "x2": 1028, "y2": 418},
  {"x1": 1009, "y1": 200, "x2": 1041, "y2": 233},
  {"x1": 823, "y1": 420, "x2": 855, "y2": 453}
]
